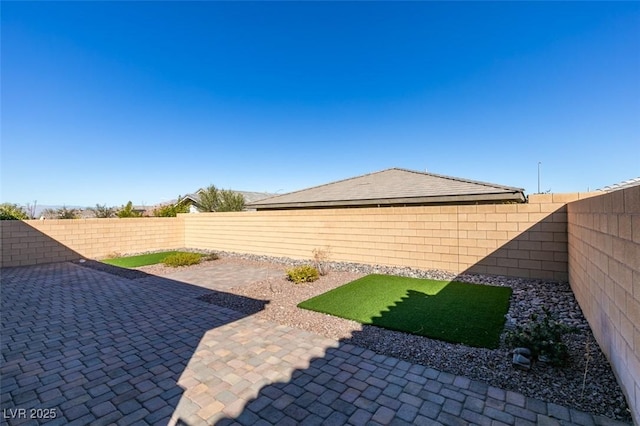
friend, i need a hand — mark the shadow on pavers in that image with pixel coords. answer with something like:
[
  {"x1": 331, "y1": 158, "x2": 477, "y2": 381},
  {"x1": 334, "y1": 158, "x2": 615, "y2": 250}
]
[
  {"x1": 0, "y1": 260, "x2": 267, "y2": 425},
  {"x1": 212, "y1": 287, "x2": 633, "y2": 426}
]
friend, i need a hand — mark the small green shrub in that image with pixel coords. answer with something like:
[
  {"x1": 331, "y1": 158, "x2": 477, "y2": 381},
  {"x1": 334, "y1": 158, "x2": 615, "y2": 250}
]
[
  {"x1": 286, "y1": 265, "x2": 320, "y2": 284},
  {"x1": 505, "y1": 307, "x2": 577, "y2": 366},
  {"x1": 163, "y1": 252, "x2": 202, "y2": 267}
]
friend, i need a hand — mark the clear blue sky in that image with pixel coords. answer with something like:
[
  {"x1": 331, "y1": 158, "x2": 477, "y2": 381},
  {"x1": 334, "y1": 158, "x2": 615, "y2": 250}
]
[{"x1": 2, "y1": 1, "x2": 639, "y2": 207}]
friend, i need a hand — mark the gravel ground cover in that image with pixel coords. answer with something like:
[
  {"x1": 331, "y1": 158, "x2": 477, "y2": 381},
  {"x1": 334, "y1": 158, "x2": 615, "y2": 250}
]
[{"x1": 120, "y1": 251, "x2": 631, "y2": 422}]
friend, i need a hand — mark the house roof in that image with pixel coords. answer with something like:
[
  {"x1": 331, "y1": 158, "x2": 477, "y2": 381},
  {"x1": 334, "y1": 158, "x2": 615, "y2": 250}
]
[{"x1": 247, "y1": 168, "x2": 526, "y2": 210}]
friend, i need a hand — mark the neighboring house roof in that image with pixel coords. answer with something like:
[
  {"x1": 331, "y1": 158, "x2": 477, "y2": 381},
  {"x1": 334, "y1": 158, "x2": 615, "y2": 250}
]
[
  {"x1": 180, "y1": 190, "x2": 275, "y2": 204},
  {"x1": 598, "y1": 177, "x2": 640, "y2": 192},
  {"x1": 247, "y1": 168, "x2": 526, "y2": 210}
]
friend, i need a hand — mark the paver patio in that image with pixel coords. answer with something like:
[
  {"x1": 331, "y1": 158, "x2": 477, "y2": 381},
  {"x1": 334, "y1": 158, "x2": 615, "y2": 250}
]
[{"x1": 0, "y1": 262, "x2": 631, "y2": 425}]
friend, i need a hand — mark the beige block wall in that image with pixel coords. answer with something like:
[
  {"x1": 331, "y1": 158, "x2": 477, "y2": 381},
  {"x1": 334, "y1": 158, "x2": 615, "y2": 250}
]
[
  {"x1": 183, "y1": 193, "x2": 597, "y2": 281},
  {"x1": 0, "y1": 218, "x2": 184, "y2": 267},
  {"x1": 568, "y1": 186, "x2": 640, "y2": 424}
]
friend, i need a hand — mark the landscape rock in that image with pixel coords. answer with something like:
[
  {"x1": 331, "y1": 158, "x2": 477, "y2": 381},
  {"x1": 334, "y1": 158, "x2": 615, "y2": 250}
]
[
  {"x1": 513, "y1": 353, "x2": 532, "y2": 370},
  {"x1": 513, "y1": 347, "x2": 532, "y2": 357}
]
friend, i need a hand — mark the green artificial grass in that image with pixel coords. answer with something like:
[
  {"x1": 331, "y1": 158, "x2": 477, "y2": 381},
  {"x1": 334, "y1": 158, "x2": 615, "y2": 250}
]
[
  {"x1": 102, "y1": 251, "x2": 195, "y2": 268},
  {"x1": 297, "y1": 274, "x2": 512, "y2": 348}
]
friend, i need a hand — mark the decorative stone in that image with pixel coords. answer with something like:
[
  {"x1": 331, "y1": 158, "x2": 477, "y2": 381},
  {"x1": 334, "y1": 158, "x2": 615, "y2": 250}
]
[
  {"x1": 513, "y1": 353, "x2": 531, "y2": 370},
  {"x1": 513, "y1": 347, "x2": 532, "y2": 358}
]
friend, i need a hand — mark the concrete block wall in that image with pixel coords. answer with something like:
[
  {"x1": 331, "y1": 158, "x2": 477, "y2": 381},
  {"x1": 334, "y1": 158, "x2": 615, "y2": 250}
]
[
  {"x1": 0, "y1": 193, "x2": 596, "y2": 279},
  {"x1": 568, "y1": 185, "x2": 640, "y2": 424},
  {"x1": 183, "y1": 193, "x2": 597, "y2": 281},
  {"x1": 0, "y1": 218, "x2": 184, "y2": 267}
]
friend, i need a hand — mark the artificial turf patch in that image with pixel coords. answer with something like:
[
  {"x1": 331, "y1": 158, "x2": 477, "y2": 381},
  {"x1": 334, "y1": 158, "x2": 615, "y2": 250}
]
[
  {"x1": 297, "y1": 274, "x2": 512, "y2": 348},
  {"x1": 101, "y1": 251, "x2": 194, "y2": 268}
]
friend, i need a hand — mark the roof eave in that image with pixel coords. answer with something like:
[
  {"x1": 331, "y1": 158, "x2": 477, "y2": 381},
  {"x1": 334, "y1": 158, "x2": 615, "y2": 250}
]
[{"x1": 248, "y1": 192, "x2": 526, "y2": 209}]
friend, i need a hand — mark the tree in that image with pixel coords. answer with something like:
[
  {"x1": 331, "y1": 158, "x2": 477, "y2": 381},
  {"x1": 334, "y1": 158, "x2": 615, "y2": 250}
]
[
  {"x1": 25, "y1": 201, "x2": 38, "y2": 219},
  {"x1": 90, "y1": 204, "x2": 116, "y2": 218},
  {"x1": 0, "y1": 203, "x2": 29, "y2": 220},
  {"x1": 194, "y1": 185, "x2": 245, "y2": 212},
  {"x1": 56, "y1": 206, "x2": 79, "y2": 219},
  {"x1": 42, "y1": 206, "x2": 79, "y2": 219},
  {"x1": 194, "y1": 185, "x2": 220, "y2": 212},
  {"x1": 217, "y1": 190, "x2": 245, "y2": 212},
  {"x1": 117, "y1": 201, "x2": 142, "y2": 218},
  {"x1": 41, "y1": 208, "x2": 58, "y2": 219},
  {"x1": 153, "y1": 203, "x2": 189, "y2": 217}
]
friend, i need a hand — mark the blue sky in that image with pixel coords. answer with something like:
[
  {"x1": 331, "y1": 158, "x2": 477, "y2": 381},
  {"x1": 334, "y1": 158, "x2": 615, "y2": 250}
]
[{"x1": 2, "y1": 2, "x2": 639, "y2": 207}]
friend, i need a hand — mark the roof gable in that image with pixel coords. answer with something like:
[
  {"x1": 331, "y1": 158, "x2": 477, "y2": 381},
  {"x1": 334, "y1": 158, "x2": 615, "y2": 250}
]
[
  {"x1": 180, "y1": 189, "x2": 275, "y2": 205},
  {"x1": 248, "y1": 168, "x2": 525, "y2": 209}
]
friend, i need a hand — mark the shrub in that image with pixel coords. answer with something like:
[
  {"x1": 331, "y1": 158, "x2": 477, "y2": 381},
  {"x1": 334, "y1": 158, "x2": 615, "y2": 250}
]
[
  {"x1": 312, "y1": 247, "x2": 331, "y2": 276},
  {"x1": 0, "y1": 203, "x2": 29, "y2": 220},
  {"x1": 202, "y1": 253, "x2": 220, "y2": 261},
  {"x1": 505, "y1": 307, "x2": 577, "y2": 366},
  {"x1": 117, "y1": 201, "x2": 142, "y2": 218},
  {"x1": 217, "y1": 190, "x2": 245, "y2": 212},
  {"x1": 193, "y1": 185, "x2": 245, "y2": 212},
  {"x1": 195, "y1": 185, "x2": 220, "y2": 212},
  {"x1": 153, "y1": 202, "x2": 189, "y2": 217},
  {"x1": 43, "y1": 206, "x2": 79, "y2": 219},
  {"x1": 163, "y1": 252, "x2": 202, "y2": 267},
  {"x1": 90, "y1": 204, "x2": 116, "y2": 218},
  {"x1": 286, "y1": 265, "x2": 320, "y2": 284}
]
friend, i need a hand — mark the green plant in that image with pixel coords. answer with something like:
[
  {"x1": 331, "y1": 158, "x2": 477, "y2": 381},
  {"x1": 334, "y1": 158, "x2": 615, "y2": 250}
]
[
  {"x1": 60, "y1": 206, "x2": 79, "y2": 219},
  {"x1": 218, "y1": 190, "x2": 245, "y2": 212},
  {"x1": 153, "y1": 202, "x2": 189, "y2": 217},
  {"x1": 162, "y1": 252, "x2": 202, "y2": 267},
  {"x1": 286, "y1": 265, "x2": 320, "y2": 284},
  {"x1": 505, "y1": 307, "x2": 577, "y2": 366},
  {"x1": 117, "y1": 201, "x2": 142, "y2": 218},
  {"x1": 90, "y1": 204, "x2": 116, "y2": 218},
  {"x1": 193, "y1": 185, "x2": 245, "y2": 212},
  {"x1": 0, "y1": 203, "x2": 29, "y2": 220},
  {"x1": 195, "y1": 185, "x2": 220, "y2": 212},
  {"x1": 44, "y1": 206, "x2": 78, "y2": 219},
  {"x1": 103, "y1": 251, "x2": 182, "y2": 268}
]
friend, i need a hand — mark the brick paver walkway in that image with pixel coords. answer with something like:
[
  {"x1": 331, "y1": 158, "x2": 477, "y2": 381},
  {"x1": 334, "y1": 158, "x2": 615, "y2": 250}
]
[
  {"x1": 161, "y1": 262, "x2": 283, "y2": 291},
  {"x1": 0, "y1": 262, "x2": 630, "y2": 425}
]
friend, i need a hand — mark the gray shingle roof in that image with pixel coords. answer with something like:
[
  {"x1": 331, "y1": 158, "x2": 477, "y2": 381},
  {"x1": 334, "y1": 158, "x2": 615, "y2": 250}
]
[{"x1": 248, "y1": 168, "x2": 525, "y2": 210}]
